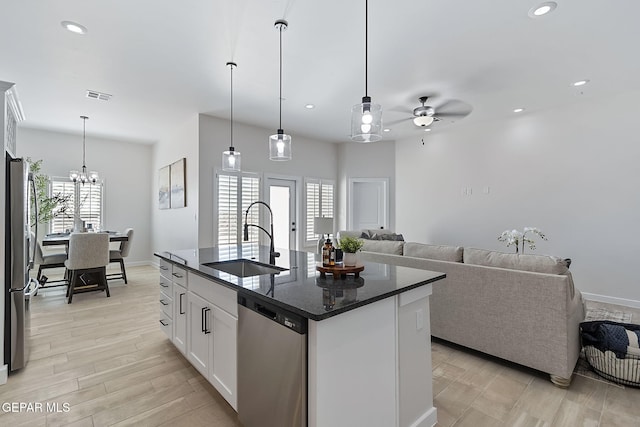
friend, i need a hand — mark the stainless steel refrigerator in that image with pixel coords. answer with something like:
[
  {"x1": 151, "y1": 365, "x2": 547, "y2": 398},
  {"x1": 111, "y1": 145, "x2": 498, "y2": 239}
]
[{"x1": 4, "y1": 156, "x2": 39, "y2": 371}]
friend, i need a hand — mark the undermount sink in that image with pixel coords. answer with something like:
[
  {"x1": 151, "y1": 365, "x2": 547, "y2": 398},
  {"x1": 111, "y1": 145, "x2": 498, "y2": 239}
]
[{"x1": 202, "y1": 259, "x2": 288, "y2": 278}]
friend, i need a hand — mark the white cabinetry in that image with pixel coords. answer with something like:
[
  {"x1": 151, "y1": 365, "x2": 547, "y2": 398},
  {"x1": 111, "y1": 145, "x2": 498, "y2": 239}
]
[
  {"x1": 158, "y1": 260, "x2": 237, "y2": 410},
  {"x1": 173, "y1": 283, "x2": 187, "y2": 354},
  {"x1": 211, "y1": 305, "x2": 237, "y2": 407},
  {"x1": 187, "y1": 291, "x2": 212, "y2": 376}
]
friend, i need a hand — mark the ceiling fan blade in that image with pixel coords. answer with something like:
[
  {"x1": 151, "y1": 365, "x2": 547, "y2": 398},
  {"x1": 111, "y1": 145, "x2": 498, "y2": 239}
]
[
  {"x1": 385, "y1": 117, "x2": 412, "y2": 126},
  {"x1": 387, "y1": 105, "x2": 414, "y2": 114},
  {"x1": 433, "y1": 100, "x2": 473, "y2": 118},
  {"x1": 434, "y1": 111, "x2": 469, "y2": 118}
]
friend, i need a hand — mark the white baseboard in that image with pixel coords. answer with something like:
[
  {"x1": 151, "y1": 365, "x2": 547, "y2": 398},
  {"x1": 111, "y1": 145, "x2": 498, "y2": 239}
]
[
  {"x1": 125, "y1": 260, "x2": 154, "y2": 267},
  {"x1": 408, "y1": 407, "x2": 437, "y2": 427},
  {"x1": 0, "y1": 364, "x2": 7, "y2": 385},
  {"x1": 581, "y1": 292, "x2": 640, "y2": 309}
]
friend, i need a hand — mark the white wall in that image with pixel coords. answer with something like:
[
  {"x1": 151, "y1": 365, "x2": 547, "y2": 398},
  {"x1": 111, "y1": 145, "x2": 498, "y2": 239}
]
[
  {"x1": 336, "y1": 141, "x2": 396, "y2": 231},
  {"x1": 396, "y1": 91, "x2": 640, "y2": 304},
  {"x1": 18, "y1": 127, "x2": 152, "y2": 265},
  {"x1": 151, "y1": 114, "x2": 199, "y2": 255},
  {"x1": 198, "y1": 114, "x2": 339, "y2": 248}
]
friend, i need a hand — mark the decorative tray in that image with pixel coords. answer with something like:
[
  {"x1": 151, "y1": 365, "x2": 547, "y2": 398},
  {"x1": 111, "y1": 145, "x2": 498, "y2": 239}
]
[{"x1": 316, "y1": 262, "x2": 364, "y2": 279}]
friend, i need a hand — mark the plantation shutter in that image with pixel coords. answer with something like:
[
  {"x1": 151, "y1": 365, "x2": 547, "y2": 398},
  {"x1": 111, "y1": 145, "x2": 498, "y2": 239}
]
[
  {"x1": 304, "y1": 179, "x2": 335, "y2": 246},
  {"x1": 49, "y1": 179, "x2": 103, "y2": 233},
  {"x1": 216, "y1": 172, "x2": 260, "y2": 245},
  {"x1": 50, "y1": 180, "x2": 76, "y2": 233}
]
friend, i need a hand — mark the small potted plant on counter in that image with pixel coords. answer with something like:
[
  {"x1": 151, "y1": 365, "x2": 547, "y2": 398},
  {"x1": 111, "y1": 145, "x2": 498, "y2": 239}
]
[{"x1": 338, "y1": 236, "x2": 364, "y2": 266}]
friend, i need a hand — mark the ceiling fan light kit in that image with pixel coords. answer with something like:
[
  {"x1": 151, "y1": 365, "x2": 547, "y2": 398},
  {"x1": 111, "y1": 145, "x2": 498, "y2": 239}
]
[
  {"x1": 269, "y1": 19, "x2": 292, "y2": 161},
  {"x1": 350, "y1": 0, "x2": 382, "y2": 143},
  {"x1": 413, "y1": 116, "x2": 434, "y2": 127},
  {"x1": 222, "y1": 61, "x2": 241, "y2": 172}
]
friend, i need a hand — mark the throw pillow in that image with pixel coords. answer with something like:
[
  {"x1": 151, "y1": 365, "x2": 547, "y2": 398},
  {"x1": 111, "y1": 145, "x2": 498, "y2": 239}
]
[{"x1": 370, "y1": 233, "x2": 405, "y2": 241}]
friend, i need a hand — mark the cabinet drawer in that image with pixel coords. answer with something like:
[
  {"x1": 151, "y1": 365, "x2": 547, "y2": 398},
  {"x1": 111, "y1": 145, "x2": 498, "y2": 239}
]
[
  {"x1": 159, "y1": 276, "x2": 173, "y2": 295},
  {"x1": 159, "y1": 259, "x2": 172, "y2": 280},
  {"x1": 159, "y1": 313, "x2": 172, "y2": 339},
  {"x1": 189, "y1": 272, "x2": 237, "y2": 317},
  {"x1": 159, "y1": 293, "x2": 173, "y2": 317},
  {"x1": 171, "y1": 265, "x2": 187, "y2": 287}
]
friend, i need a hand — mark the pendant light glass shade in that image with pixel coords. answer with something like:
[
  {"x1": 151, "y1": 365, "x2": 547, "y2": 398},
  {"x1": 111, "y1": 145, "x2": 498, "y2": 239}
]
[
  {"x1": 350, "y1": 0, "x2": 382, "y2": 143},
  {"x1": 269, "y1": 129, "x2": 292, "y2": 160},
  {"x1": 222, "y1": 149, "x2": 241, "y2": 171},
  {"x1": 351, "y1": 96, "x2": 382, "y2": 142},
  {"x1": 69, "y1": 116, "x2": 99, "y2": 184},
  {"x1": 222, "y1": 61, "x2": 241, "y2": 172},
  {"x1": 270, "y1": 19, "x2": 292, "y2": 161}
]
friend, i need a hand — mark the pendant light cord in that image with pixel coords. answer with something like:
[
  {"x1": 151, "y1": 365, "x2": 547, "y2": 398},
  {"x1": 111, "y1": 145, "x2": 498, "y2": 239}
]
[
  {"x1": 230, "y1": 63, "x2": 234, "y2": 149},
  {"x1": 279, "y1": 23, "x2": 283, "y2": 129},
  {"x1": 82, "y1": 116, "x2": 87, "y2": 171},
  {"x1": 365, "y1": 0, "x2": 368, "y2": 97}
]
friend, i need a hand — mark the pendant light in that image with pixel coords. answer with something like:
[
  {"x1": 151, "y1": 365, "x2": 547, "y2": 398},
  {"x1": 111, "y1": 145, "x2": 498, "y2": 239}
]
[
  {"x1": 222, "y1": 61, "x2": 241, "y2": 172},
  {"x1": 350, "y1": 0, "x2": 382, "y2": 143},
  {"x1": 69, "y1": 115, "x2": 99, "y2": 185},
  {"x1": 269, "y1": 19, "x2": 292, "y2": 161}
]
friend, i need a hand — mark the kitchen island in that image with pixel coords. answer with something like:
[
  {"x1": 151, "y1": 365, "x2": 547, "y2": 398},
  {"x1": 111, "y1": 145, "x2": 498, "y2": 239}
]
[{"x1": 154, "y1": 244, "x2": 445, "y2": 427}]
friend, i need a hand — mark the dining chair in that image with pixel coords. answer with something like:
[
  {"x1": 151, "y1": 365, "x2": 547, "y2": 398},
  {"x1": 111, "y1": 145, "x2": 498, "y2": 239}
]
[
  {"x1": 34, "y1": 238, "x2": 68, "y2": 282},
  {"x1": 64, "y1": 232, "x2": 110, "y2": 304},
  {"x1": 109, "y1": 228, "x2": 134, "y2": 284}
]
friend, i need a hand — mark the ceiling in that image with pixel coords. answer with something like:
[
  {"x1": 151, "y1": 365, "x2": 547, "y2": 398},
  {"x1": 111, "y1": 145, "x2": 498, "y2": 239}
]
[{"x1": 2, "y1": 0, "x2": 639, "y2": 145}]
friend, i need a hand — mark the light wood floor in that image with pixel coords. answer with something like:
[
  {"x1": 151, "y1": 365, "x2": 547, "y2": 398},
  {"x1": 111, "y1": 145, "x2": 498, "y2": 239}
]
[{"x1": 1, "y1": 265, "x2": 639, "y2": 426}]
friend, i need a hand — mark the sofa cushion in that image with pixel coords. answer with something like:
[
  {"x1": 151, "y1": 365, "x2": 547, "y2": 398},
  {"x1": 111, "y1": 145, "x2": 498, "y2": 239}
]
[
  {"x1": 361, "y1": 239, "x2": 404, "y2": 255},
  {"x1": 464, "y1": 248, "x2": 570, "y2": 275},
  {"x1": 370, "y1": 232, "x2": 405, "y2": 241},
  {"x1": 404, "y1": 242, "x2": 463, "y2": 262},
  {"x1": 361, "y1": 228, "x2": 394, "y2": 239}
]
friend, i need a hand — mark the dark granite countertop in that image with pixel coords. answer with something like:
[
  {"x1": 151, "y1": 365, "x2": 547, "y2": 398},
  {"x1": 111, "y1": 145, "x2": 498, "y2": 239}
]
[{"x1": 154, "y1": 244, "x2": 445, "y2": 321}]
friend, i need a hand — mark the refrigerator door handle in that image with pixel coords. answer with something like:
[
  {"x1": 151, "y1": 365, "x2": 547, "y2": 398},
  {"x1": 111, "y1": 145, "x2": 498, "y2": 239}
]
[{"x1": 29, "y1": 174, "x2": 38, "y2": 268}]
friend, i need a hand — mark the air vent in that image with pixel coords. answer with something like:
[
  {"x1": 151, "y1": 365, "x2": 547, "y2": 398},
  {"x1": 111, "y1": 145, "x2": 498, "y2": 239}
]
[{"x1": 86, "y1": 90, "x2": 112, "y2": 101}]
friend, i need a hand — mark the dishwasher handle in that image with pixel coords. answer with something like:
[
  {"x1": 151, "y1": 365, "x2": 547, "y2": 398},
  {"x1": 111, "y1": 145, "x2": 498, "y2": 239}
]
[
  {"x1": 255, "y1": 303, "x2": 277, "y2": 321},
  {"x1": 238, "y1": 294, "x2": 307, "y2": 334}
]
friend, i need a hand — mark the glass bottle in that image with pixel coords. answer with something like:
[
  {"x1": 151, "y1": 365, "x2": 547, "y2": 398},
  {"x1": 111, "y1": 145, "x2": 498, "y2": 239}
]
[{"x1": 322, "y1": 237, "x2": 333, "y2": 266}]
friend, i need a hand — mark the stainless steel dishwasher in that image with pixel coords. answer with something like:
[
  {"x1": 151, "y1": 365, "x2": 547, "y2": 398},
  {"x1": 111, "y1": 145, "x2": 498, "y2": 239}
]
[{"x1": 237, "y1": 294, "x2": 307, "y2": 427}]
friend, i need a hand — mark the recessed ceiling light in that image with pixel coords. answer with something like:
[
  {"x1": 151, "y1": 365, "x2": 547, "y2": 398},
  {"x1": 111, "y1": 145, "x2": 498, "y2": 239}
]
[
  {"x1": 528, "y1": 2, "x2": 557, "y2": 18},
  {"x1": 424, "y1": 128, "x2": 432, "y2": 132},
  {"x1": 513, "y1": 108, "x2": 525, "y2": 113},
  {"x1": 572, "y1": 80, "x2": 590, "y2": 87},
  {"x1": 383, "y1": 128, "x2": 390, "y2": 132},
  {"x1": 61, "y1": 21, "x2": 88, "y2": 35},
  {"x1": 305, "y1": 104, "x2": 315, "y2": 109}
]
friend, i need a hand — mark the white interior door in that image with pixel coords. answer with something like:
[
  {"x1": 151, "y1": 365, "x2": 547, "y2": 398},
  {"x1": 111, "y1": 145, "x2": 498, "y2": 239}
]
[
  {"x1": 349, "y1": 178, "x2": 389, "y2": 230},
  {"x1": 266, "y1": 178, "x2": 296, "y2": 252}
]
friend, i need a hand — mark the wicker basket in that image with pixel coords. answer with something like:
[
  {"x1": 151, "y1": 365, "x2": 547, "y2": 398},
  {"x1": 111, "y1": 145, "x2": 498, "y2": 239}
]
[{"x1": 580, "y1": 320, "x2": 640, "y2": 388}]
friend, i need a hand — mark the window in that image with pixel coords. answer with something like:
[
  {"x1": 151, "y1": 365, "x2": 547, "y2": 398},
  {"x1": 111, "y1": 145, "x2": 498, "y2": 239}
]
[
  {"x1": 50, "y1": 179, "x2": 104, "y2": 233},
  {"x1": 216, "y1": 171, "x2": 260, "y2": 245},
  {"x1": 304, "y1": 178, "x2": 334, "y2": 246}
]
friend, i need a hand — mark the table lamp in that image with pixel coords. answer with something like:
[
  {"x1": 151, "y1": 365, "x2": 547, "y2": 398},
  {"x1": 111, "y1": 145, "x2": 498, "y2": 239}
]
[{"x1": 313, "y1": 217, "x2": 334, "y2": 254}]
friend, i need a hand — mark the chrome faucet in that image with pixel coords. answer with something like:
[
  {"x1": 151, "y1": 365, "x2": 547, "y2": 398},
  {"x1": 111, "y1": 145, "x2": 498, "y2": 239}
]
[{"x1": 243, "y1": 201, "x2": 280, "y2": 265}]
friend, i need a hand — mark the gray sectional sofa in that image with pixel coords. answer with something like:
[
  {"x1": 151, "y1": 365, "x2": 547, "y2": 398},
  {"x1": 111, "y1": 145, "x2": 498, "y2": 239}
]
[{"x1": 337, "y1": 230, "x2": 585, "y2": 387}]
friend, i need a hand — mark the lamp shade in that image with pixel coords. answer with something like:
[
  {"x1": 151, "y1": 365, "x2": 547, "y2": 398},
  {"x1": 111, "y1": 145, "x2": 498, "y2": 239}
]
[
  {"x1": 222, "y1": 149, "x2": 241, "y2": 172},
  {"x1": 269, "y1": 130, "x2": 292, "y2": 160},
  {"x1": 413, "y1": 115, "x2": 434, "y2": 127},
  {"x1": 351, "y1": 98, "x2": 382, "y2": 142},
  {"x1": 313, "y1": 217, "x2": 334, "y2": 235}
]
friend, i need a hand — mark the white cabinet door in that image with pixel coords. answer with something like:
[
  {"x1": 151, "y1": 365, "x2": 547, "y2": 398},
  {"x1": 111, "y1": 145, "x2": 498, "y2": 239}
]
[
  {"x1": 173, "y1": 283, "x2": 187, "y2": 355},
  {"x1": 187, "y1": 292, "x2": 211, "y2": 378},
  {"x1": 211, "y1": 306, "x2": 238, "y2": 410}
]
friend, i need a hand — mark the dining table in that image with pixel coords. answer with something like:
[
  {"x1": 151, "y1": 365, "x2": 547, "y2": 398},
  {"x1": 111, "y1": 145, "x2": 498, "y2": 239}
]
[{"x1": 42, "y1": 231, "x2": 129, "y2": 247}]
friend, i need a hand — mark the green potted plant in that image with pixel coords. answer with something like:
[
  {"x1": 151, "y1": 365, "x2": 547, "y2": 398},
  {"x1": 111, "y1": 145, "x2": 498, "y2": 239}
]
[{"x1": 338, "y1": 236, "x2": 364, "y2": 266}]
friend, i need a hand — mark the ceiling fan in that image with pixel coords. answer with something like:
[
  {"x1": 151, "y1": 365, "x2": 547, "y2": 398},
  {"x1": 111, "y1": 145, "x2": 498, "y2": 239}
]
[{"x1": 388, "y1": 96, "x2": 473, "y2": 128}]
